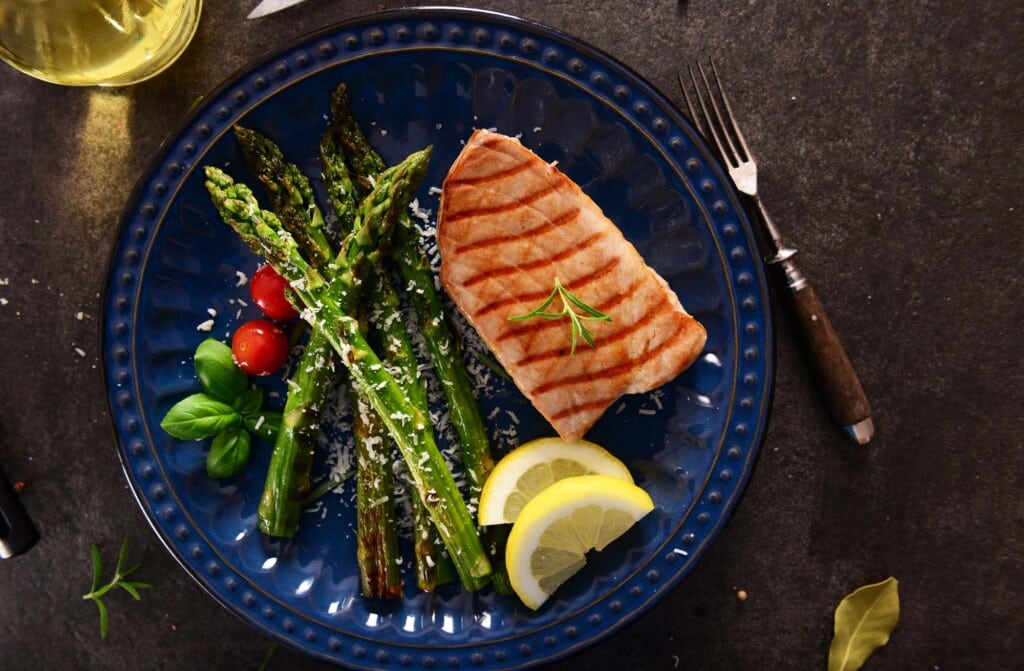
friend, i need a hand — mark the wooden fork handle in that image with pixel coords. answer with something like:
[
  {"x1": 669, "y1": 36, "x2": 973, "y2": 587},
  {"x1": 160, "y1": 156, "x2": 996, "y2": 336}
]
[{"x1": 778, "y1": 271, "x2": 874, "y2": 444}]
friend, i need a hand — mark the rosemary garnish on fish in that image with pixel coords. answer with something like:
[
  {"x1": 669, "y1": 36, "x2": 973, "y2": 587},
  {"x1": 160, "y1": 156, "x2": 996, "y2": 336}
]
[{"x1": 508, "y1": 277, "x2": 612, "y2": 354}]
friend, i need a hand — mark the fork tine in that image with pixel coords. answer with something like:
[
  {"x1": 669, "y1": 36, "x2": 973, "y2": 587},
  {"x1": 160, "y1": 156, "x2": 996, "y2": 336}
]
[
  {"x1": 707, "y1": 59, "x2": 752, "y2": 162},
  {"x1": 677, "y1": 71, "x2": 703, "y2": 134},
  {"x1": 685, "y1": 64, "x2": 731, "y2": 167},
  {"x1": 694, "y1": 60, "x2": 744, "y2": 166}
]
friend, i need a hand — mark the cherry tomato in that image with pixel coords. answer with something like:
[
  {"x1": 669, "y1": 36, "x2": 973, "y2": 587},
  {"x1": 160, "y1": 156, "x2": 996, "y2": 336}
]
[
  {"x1": 231, "y1": 319, "x2": 289, "y2": 376},
  {"x1": 250, "y1": 264, "x2": 299, "y2": 321}
]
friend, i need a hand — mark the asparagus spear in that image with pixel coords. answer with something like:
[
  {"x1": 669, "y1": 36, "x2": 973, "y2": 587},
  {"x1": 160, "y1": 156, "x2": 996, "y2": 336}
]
[
  {"x1": 315, "y1": 125, "x2": 408, "y2": 598},
  {"x1": 328, "y1": 85, "x2": 496, "y2": 496},
  {"x1": 320, "y1": 115, "x2": 359, "y2": 237},
  {"x1": 242, "y1": 127, "x2": 404, "y2": 595},
  {"x1": 367, "y1": 266, "x2": 454, "y2": 590},
  {"x1": 326, "y1": 157, "x2": 452, "y2": 592},
  {"x1": 204, "y1": 162, "x2": 493, "y2": 589},
  {"x1": 256, "y1": 327, "x2": 335, "y2": 537},
  {"x1": 322, "y1": 96, "x2": 454, "y2": 590},
  {"x1": 390, "y1": 227, "x2": 496, "y2": 490},
  {"x1": 235, "y1": 126, "x2": 334, "y2": 268},
  {"x1": 328, "y1": 87, "x2": 509, "y2": 590},
  {"x1": 235, "y1": 127, "x2": 342, "y2": 539},
  {"x1": 326, "y1": 84, "x2": 384, "y2": 197},
  {"x1": 351, "y1": 341, "x2": 403, "y2": 599},
  {"x1": 394, "y1": 204, "x2": 512, "y2": 594}
]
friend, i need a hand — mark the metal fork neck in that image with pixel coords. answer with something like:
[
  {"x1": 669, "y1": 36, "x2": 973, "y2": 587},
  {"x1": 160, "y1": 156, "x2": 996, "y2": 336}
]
[
  {"x1": 752, "y1": 197, "x2": 806, "y2": 290},
  {"x1": 753, "y1": 197, "x2": 786, "y2": 252}
]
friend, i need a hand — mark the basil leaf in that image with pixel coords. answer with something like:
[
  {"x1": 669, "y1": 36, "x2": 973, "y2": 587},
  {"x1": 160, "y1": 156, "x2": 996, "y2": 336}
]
[
  {"x1": 244, "y1": 410, "x2": 282, "y2": 443},
  {"x1": 233, "y1": 387, "x2": 264, "y2": 417},
  {"x1": 205, "y1": 426, "x2": 251, "y2": 479},
  {"x1": 195, "y1": 338, "x2": 247, "y2": 402},
  {"x1": 160, "y1": 393, "x2": 239, "y2": 439},
  {"x1": 828, "y1": 577, "x2": 900, "y2": 671}
]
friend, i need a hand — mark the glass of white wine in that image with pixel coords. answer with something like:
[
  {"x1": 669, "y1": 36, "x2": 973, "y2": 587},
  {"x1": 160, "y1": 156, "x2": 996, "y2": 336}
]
[{"x1": 0, "y1": 0, "x2": 202, "y2": 86}]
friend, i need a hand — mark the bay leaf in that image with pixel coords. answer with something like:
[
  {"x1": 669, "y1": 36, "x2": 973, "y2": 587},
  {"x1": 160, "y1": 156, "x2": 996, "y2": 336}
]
[{"x1": 828, "y1": 577, "x2": 899, "y2": 671}]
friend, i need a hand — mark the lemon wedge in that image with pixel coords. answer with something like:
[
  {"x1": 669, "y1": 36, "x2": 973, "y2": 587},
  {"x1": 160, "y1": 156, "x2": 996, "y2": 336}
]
[
  {"x1": 478, "y1": 437, "x2": 634, "y2": 526},
  {"x1": 505, "y1": 474, "x2": 654, "y2": 610}
]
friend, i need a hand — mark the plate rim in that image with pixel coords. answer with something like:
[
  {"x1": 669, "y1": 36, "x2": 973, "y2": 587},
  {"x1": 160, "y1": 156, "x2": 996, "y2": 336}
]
[{"x1": 100, "y1": 6, "x2": 776, "y2": 669}]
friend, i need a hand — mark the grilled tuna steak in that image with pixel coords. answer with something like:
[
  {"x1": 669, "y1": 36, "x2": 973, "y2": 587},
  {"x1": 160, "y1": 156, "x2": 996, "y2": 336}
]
[{"x1": 438, "y1": 130, "x2": 706, "y2": 440}]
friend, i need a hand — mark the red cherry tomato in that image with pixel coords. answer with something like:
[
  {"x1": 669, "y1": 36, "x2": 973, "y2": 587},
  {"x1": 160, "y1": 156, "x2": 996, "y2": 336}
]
[
  {"x1": 250, "y1": 265, "x2": 299, "y2": 321},
  {"x1": 231, "y1": 319, "x2": 289, "y2": 376}
]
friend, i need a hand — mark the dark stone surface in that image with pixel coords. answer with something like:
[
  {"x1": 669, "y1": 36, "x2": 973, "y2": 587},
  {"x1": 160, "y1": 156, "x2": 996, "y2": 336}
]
[{"x1": 1, "y1": 1, "x2": 1021, "y2": 669}]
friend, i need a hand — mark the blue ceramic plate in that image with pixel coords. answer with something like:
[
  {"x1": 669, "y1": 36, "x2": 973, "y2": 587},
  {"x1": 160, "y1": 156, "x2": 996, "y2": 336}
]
[{"x1": 102, "y1": 7, "x2": 772, "y2": 669}]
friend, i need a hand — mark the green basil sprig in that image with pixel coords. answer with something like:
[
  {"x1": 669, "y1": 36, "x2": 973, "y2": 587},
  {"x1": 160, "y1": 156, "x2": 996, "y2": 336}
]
[
  {"x1": 160, "y1": 338, "x2": 283, "y2": 479},
  {"x1": 206, "y1": 426, "x2": 252, "y2": 480},
  {"x1": 160, "y1": 394, "x2": 239, "y2": 439}
]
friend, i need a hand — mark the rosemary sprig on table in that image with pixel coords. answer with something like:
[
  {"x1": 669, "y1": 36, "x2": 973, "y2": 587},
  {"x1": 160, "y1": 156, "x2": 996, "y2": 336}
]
[
  {"x1": 508, "y1": 277, "x2": 612, "y2": 354},
  {"x1": 82, "y1": 538, "x2": 153, "y2": 639}
]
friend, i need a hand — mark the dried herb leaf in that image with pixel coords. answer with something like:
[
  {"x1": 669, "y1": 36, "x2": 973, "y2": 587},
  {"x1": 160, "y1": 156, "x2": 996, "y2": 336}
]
[{"x1": 828, "y1": 577, "x2": 899, "y2": 671}]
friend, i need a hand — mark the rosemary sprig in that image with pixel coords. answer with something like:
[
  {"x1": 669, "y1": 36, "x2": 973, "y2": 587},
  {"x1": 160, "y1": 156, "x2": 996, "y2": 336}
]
[
  {"x1": 258, "y1": 642, "x2": 279, "y2": 671},
  {"x1": 508, "y1": 277, "x2": 612, "y2": 354},
  {"x1": 82, "y1": 537, "x2": 153, "y2": 638}
]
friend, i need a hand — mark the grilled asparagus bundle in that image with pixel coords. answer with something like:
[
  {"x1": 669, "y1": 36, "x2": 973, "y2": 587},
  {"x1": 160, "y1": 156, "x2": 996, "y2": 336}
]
[{"x1": 203, "y1": 85, "x2": 499, "y2": 595}]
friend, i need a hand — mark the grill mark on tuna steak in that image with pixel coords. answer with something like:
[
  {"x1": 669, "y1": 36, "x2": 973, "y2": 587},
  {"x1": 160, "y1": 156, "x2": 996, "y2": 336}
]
[
  {"x1": 528, "y1": 332, "x2": 680, "y2": 397},
  {"x1": 453, "y1": 206, "x2": 580, "y2": 254},
  {"x1": 462, "y1": 223, "x2": 601, "y2": 288},
  {"x1": 550, "y1": 397, "x2": 619, "y2": 422},
  {"x1": 442, "y1": 182, "x2": 557, "y2": 227},
  {"x1": 445, "y1": 159, "x2": 533, "y2": 186}
]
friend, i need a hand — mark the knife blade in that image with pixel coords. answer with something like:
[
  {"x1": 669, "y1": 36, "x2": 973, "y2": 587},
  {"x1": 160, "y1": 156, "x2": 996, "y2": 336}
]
[{"x1": 247, "y1": 0, "x2": 309, "y2": 19}]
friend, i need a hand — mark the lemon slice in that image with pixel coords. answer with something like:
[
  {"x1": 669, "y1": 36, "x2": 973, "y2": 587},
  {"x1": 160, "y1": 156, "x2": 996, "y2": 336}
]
[
  {"x1": 478, "y1": 437, "x2": 633, "y2": 526},
  {"x1": 505, "y1": 474, "x2": 654, "y2": 610}
]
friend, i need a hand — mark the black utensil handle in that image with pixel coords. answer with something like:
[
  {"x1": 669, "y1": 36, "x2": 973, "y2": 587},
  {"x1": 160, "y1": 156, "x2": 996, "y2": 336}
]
[
  {"x1": 0, "y1": 466, "x2": 39, "y2": 558},
  {"x1": 784, "y1": 281, "x2": 873, "y2": 441}
]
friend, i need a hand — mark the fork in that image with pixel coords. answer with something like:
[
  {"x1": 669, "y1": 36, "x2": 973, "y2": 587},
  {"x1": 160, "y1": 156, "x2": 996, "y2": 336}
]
[{"x1": 679, "y1": 61, "x2": 874, "y2": 445}]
